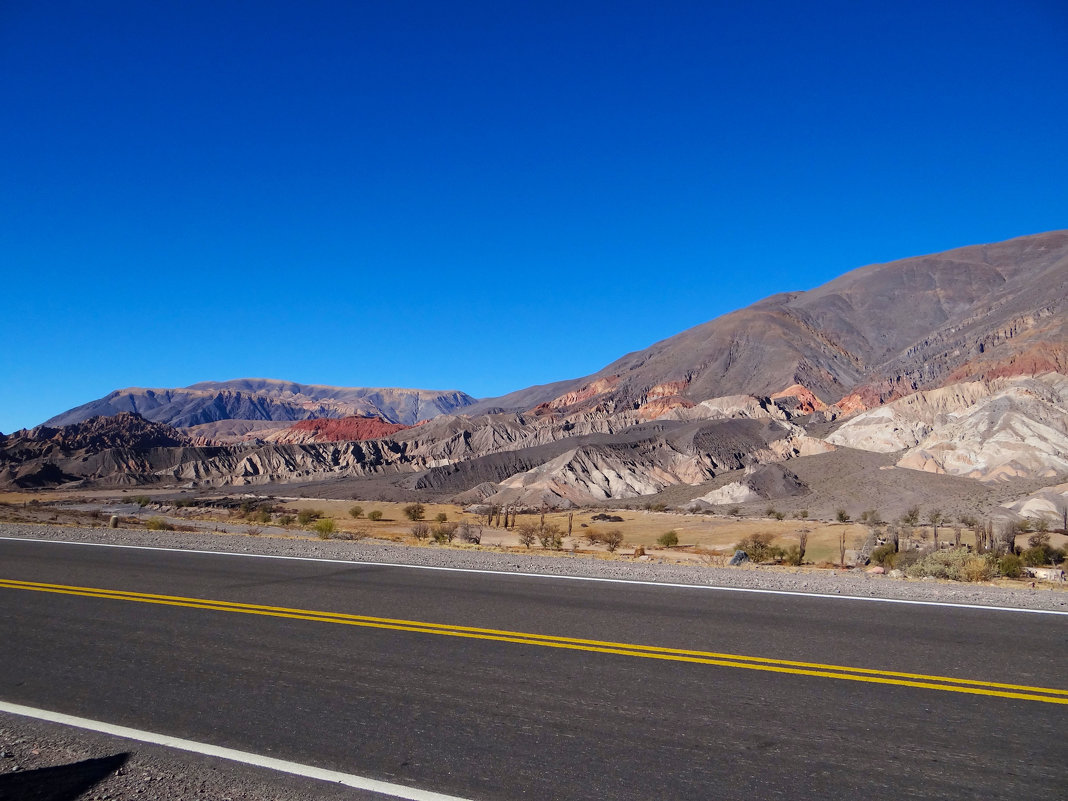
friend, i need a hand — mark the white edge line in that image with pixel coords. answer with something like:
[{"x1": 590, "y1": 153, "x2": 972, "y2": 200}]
[
  {"x1": 0, "y1": 700, "x2": 474, "y2": 801},
  {"x1": 1, "y1": 535, "x2": 1066, "y2": 616}
]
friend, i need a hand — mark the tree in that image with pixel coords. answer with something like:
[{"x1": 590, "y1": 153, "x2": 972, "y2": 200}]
[
  {"x1": 836, "y1": 508, "x2": 850, "y2": 524},
  {"x1": 902, "y1": 507, "x2": 920, "y2": 527},
  {"x1": 797, "y1": 528, "x2": 809, "y2": 564},
  {"x1": 539, "y1": 523, "x2": 563, "y2": 550},
  {"x1": 348, "y1": 505, "x2": 364, "y2": 519},
  {"x1": 517, "y1": 524, "x2": 537, "y2": 548},
  {"x1": 657, "y1": 530, "x2": 679, "y2": 547},
  {"x1": 603, "y1": 529, "x2": 624, "y2": 552},
  {"x1": 927, "y1": 509, "x2": 944, "y2": 549},
  {"x1": 367, "y1": 509, "x2": 383, "y2": 521},
  {"x1": 403, "y1": 503, "x2": 425, "y2": 522}
]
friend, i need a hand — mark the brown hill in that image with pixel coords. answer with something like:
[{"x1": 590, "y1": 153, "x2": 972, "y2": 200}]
[
  {"x1": 45, "y1": 380, "x2": 476, "y2": 428},
  {"x1": 469, "y1": 230, "x2": 1068, "y2": 416}
]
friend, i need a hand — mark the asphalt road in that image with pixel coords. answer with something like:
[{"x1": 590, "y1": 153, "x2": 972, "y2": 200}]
[{"x1": 0, "y1": 537, "x2": 1065, "y2": 800}]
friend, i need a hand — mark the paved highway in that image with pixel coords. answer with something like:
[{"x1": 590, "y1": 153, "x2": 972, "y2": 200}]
[{"x1": 0, "y1": 537, "x2": 1065, "y2": 800}]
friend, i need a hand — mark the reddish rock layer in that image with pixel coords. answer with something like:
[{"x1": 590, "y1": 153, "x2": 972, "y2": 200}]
[{"x1": 273, "y1": 416, "x2": 410, "y2": 443}]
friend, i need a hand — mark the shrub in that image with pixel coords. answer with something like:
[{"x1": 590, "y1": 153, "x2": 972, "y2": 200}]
[
  {"x1": 132, "y1": 495, "x2": 152, "y2": 508},
  {"x1": 657, "y1": 530, "x2": 679, "y2": 547},
  {"x1": 435, "y1": 512, "x2": 448, "y2": 524},
  {"x1": 962, "y1": 555, "x2": 995, "y2": 582},
  {"x1": 836, "y1": 508, "x2": 850, "y2": 523},
  {"x1": 765, "y1": 506, "x2": 777, "y2": 518},
  {"x1": 584, "y1": 527, "x2": 604, "y2": 545},
  {"x1": 998, "y1": 553, "x2": 1023, "y2": 578},
  {"x1": 458, "y1": 523, "x2": 482, "y2": 544},
  {"x1": 1021, "y1": 546, "x2": 1050, "y2": 567},
  {"x1": 728, "y1": 506, "x2": 741, "y2": 517},
  {"x1": 411, "y1": 522, "x2": 430, "y2": 540},
  {"x1": 736, "y1": 532, "x2": 782, "y2": 563},
  {"x1": 870, "y1": 543, "x2": 897, "y2": 568},
  {"x1": 603, "y1": 529, "x2": 624, "y2": 552},
  {"x1": 349, "y1": 505, "x2": 364, "y2": 519},
  {"x1": 795, "y1": 509, "x2": 809, "y2": 520},
  {"x1": 145, "y1": 516, "x2": 173, "y2": 531},
  {"x1": 517, "y1": 524, "x2": 537, "y2": 548},
  {"x1": 253, "y1": 509, "x2": 272, "y2": 524},
  {"x1": 403, "y1": 503, "x2": 425, "y2": 521},
  {"x1": 278, "y1": 514, "x2": 294, "y2": 526},
  {"x1": 539, "y1": 523, "x2": 563, "y2": 550},
  {"x1": 782, "y1": 544, "x2": 802, "y2": 566},
  {"x1": 297, "y1": 509, "x2": 321, "y2": 525},
  {"x1": 906, "y1": 549, "x2": 995, "y2": 581},
  {"x1": 313, "y1": 518, "x2": 336, "y2": 538},
  {"x1": 367, "y1": 510, "x2": 383, "y2": 521},
  {"x1": 431, "y1": 522, "x2": 457, "y2": 544}
]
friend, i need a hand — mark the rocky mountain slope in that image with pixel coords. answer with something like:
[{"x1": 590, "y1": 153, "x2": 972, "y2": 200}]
[
  {"x1": 827, "y1": 373, "x2": 1068, "y2": 481},
  {"x1": 15, "y1": 231, "x2": 1068, "y2": 510},
  {"x1": 46, "y1": 379, "x2": 477, "y2": 429},
  {"x1": 471, "y1": 230, "x2": 1068, "y2": 416}
]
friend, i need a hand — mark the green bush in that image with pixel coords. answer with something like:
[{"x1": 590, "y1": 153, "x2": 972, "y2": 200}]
[
  {"x1": 782, "y1": 544, "x2": 802, "y2": 566},
  {"x1": 297, "y1": 509, "x2": 321, "y2": 525},
  {"x1": 905, "y1": 549, "x2": 995, "y2": 582},
  {"x1": 1021, "y1": 546, "x2": 1050, "y2": 566},
  {"x1": 539, "y1": 523, "x2": 563, "y2": 550},
  {"x1": 736, "y1": 532, "x2": 782, "y2": 563},
  {"x1": 313, "y1": 518, "x2": 336, "y2": 538},
  {"x1": 278, "y1": 514, "x2": 294, "y2": 526},
  {"x1": 836, "y1": 508, "x2": 850, "y2": 523},
  {"x1": 998, "y1": 553, "x2": 1023, "y2": 578},
  {"x1": 145, "y1": 516, "x2": 173, "y2": 531},
  {"x1": 431, "y1": 522, "x2": 457, "y2": 544},
  {"x1": 403, "y1": 503, "x2": 425, "y2": 521},
  {"x1": 367, "y1": 509, "x2": 383, "y2": 522},
  {"x1": 870, "y1": 543, "x2": 897, "y2": 568},
  {"x1": 132, "y1": 495, "x2": 152, "y2": 508},
  {"x1": 435, "y1": 512, "x2": 448, "y2": 524},
  {"x1": 349, "y1": 505, "x2": 364, "y2": 519},
  {"x1": 656, "y1": 530, "x2": 679, "y2": 547}
]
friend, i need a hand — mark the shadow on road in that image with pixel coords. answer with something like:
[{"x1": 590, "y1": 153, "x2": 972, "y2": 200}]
[{"x1": 0, "y1": 752, "x2": 129, "y2": 801}]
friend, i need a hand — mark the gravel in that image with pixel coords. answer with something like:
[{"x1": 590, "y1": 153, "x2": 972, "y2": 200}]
[
  {"x1": 2, "y1": 521, "x2": 1065, "y2": 612},
  {"x1": 1, "y1": 520, "x2": 1065, "y2": 799}
]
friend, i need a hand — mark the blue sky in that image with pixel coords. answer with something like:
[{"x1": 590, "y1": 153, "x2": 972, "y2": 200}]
[{"x1": 2, "y1": 1, "x2": 1066, "y2": 432}]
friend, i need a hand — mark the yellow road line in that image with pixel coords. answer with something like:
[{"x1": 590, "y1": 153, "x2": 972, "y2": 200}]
[{"x1": 2, "y1": 578, "x2": 1066, "y2": 705}]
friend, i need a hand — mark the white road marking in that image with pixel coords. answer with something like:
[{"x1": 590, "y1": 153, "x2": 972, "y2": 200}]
[
  {"x1": 1, "y1": 535, "x2": 1065, "y2": 616},
  {"x1": 0, "y1": 700, "x2": 474, "y2": 801}
]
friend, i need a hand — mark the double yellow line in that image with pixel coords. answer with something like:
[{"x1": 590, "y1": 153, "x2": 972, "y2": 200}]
[{"x1": 3, "y1": 578, "x2": 1066, "y2": 705}]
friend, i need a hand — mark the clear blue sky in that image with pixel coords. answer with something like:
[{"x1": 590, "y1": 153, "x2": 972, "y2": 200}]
[{"x1": 2, "y1": 1, "x2": 1066, "y2": 432}]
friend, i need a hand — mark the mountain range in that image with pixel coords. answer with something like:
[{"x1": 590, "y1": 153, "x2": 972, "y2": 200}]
[{"x1": 4, "y1": 230, "x2": 1066, "y2": 516}]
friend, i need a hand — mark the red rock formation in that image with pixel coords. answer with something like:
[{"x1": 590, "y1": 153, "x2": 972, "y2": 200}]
[
  {"x1": 548, "y1": 376, "x2": 621, "y2": 410},
  {"x1": 770, "y1": 384, "x2": 828, "y2": 414},
  {"x1": 270, "y1": 416, "x2": 410, "y2": 444}
]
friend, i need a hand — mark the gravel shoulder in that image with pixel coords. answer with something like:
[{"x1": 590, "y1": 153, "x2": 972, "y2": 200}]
[
  {"x1": 1, "y1": 520, "x2": 1065, "y2": 612},
  {"x1": 2, "y1": 520, "x2": 1065, "y2": 801}
]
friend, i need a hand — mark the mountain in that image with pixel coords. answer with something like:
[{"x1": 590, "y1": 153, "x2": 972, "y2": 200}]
[
  {"x1": 0, "y1": 413, "x2": 193, "y2": 488},
  {"x1": 46, "y1": 379, "x2": 477, "y2": 429},
  {"x1": 827, "y1": 373, "x2": 1068, "y2": 481},
  {"x1": 475, "y1": 230, "x2": 1068, "y2": 416},
  {"x1": 16, "y1": 231, "x2": 1068, "y2": 508}
]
